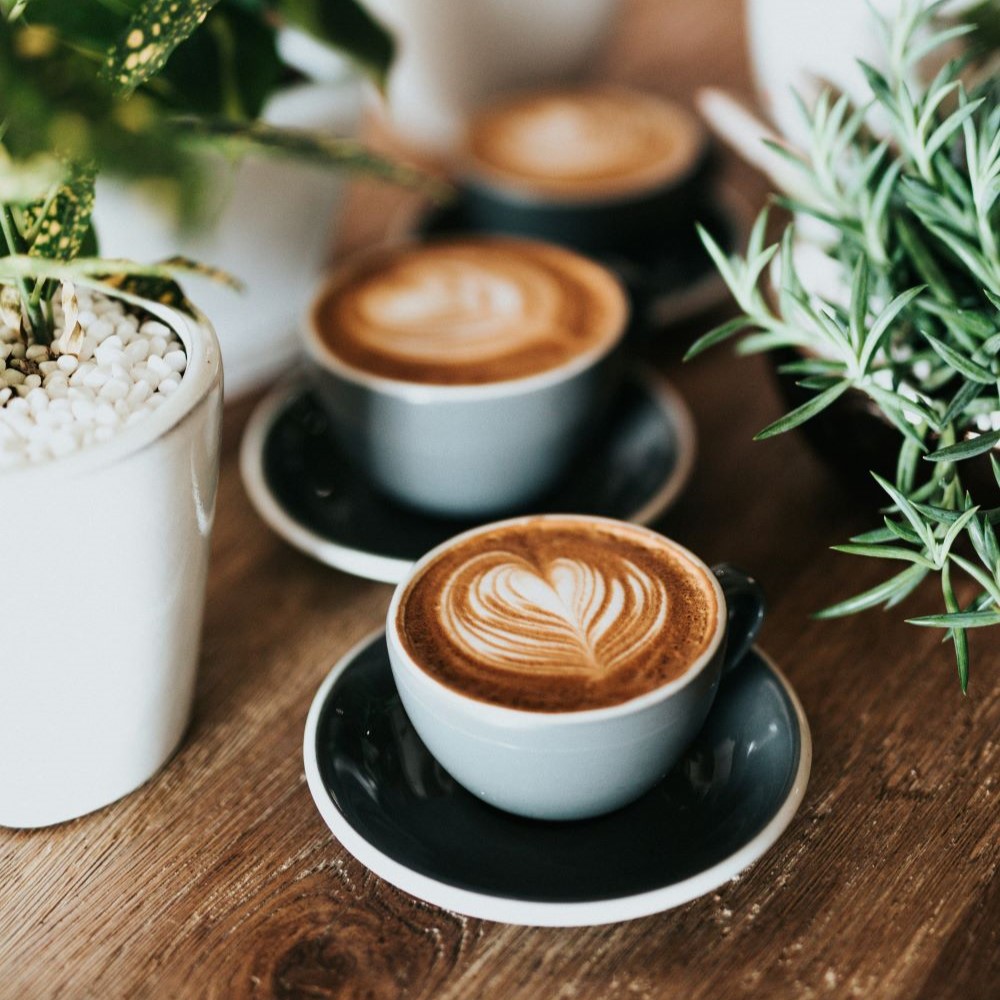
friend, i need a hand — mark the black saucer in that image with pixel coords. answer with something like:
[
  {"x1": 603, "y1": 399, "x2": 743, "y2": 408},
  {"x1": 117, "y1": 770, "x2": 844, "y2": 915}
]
[
  {"x1": 240, "y1": 366, "x2": 695, "y2": 583},
  {"x1": 303, "y1": 633, "x2": 811, "y2": 926}
]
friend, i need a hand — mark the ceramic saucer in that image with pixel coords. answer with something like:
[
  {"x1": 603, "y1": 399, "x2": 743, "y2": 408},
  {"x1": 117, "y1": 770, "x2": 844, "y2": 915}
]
[
  {"x1": 401, "y1": 184, "x2": 753, "y2": 332},
  {"x1": 240, "y1": 366, "x2": 696, "y2": 584},
  {"x1": 303, "y1": 632, "x2": 811, "y2": 927}
]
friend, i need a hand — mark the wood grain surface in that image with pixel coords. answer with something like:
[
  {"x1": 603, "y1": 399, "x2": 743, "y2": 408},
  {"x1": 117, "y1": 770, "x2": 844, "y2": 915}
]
[{"x1": 2, "y1": 2, "x2": 998, "y2": 998}]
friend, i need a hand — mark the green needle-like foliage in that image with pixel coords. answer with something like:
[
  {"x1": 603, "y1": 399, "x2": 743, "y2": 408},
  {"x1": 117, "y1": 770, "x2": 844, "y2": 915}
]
[{"x1": 690, "y1": 0, "x2": 1000, "y2": 690}]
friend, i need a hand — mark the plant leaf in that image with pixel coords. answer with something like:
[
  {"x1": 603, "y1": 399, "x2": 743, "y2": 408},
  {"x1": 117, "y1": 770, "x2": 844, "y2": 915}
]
[
  {"x1": 907, "y1": 609, "x2": 1000, "y2": 628},
  {"x1": 104, "y1": 0, "x2": 223, "y2": 97},
  {"x1": 753, "y1": 380, "x2": 852, "y2": 440},
  {"x1": 831, "y1": 543, "x2": 937, "y2": 568},
  {"x1": 684, "y1": 317, "x2": 751, "y2": 360},
  {"x1": 925, "y1": 429, "x2": 1000, "y2": 463},
  {"x1": 922, "y1": 330, "x2": 996, "y2": 384},
  {"x1": 816, "y1": 564, "x2": 928, "y2": 618}
]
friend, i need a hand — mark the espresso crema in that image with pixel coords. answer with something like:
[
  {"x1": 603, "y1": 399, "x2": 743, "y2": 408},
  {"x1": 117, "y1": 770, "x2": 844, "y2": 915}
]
[
  {"x1": 398, "y1": 518, "x2": 720, "y2": 712},
  {"x1": 312, "y1": 238, "x2": 628, "y2": 385},
  {"x1": 464, "y1": 87, "x2": 706, "y2": 202}
]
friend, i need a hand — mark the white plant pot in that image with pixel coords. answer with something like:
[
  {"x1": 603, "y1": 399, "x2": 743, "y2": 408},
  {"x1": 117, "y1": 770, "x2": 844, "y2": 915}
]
[
  {"x1": 0, "y1": 301, "x2": 223, "y2": 828},
  {"x1": 360, "y1": 0, "x2": 621, "y2": 151},
  {"x1": 92, "y1": 79, "x2": 363, "y2": 398}
]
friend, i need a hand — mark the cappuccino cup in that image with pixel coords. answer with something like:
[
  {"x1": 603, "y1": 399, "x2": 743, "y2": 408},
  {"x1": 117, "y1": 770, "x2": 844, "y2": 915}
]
[
  {"x1": 303, "y1": 237, "x2": 629, "y2": 517},
  {"x1": 387, "y1": 514, "x2": 766, "y2": 820},
  {"x1": 458, "y1": 86, "x2": 711, "y2": 255}
]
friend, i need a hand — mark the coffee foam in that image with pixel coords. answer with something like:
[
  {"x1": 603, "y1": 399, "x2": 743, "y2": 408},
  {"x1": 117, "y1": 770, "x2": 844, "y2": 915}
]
[
  {"x1": 312, "y1": 238, "x2": 627, "y2": 385},
  {"x1": 399, "y1": 518, "x2": 719, "y2": 712},
  {"x1": 464, "y1": 87, "x2": 706, "y2": 202}
]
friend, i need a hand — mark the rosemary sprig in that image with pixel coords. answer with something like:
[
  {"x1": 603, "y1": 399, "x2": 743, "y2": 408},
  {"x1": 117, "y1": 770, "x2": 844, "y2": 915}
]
[{"x1": 691, "y1": 0, "x2": 1000, "y2": 691}]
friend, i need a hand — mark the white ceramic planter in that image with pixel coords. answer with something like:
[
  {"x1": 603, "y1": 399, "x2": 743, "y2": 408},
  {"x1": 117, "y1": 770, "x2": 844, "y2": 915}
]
[
  {"x1": 0, "y1": 300, "x2": 223, "y2": 828},
  {"x1": 93, "y1": 79, "x2": 363, "y2": 398},
  {"x1": 360, "y1": 0, "x2": 621, "y2": 151}
]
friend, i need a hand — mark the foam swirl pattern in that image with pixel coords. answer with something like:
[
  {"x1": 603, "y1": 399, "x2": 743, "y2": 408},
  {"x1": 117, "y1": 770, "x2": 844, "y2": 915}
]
[
  {"x1": 465, "y1": 87, "x2": 705, "y2": 201},
  {"x1": 312, "y1": 238, "x2": 627, "y2": 385},
  {"x1": 399, "y1": 518, "x2": 719, "y2": 712}
]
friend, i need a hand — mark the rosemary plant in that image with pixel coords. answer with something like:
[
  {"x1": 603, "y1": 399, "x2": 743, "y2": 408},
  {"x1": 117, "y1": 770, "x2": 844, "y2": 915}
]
[{"x1": 689, "y1": 0, "x2": 1000, "y2": 690}]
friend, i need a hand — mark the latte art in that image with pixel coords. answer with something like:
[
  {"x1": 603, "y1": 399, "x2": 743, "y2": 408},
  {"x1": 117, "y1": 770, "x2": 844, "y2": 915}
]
[
  {"x1": 399, "y1": 517, "x2": 720, "y2": 712},
  {"x1": 464, "y1": 87, "x2": 706, "y2": 202},
  {"x1": 312, "y1": 239, "x2": 627, "y2": 385},
  {"x1": 443, "y1": 554, "x2": 668, "y2": 678}
]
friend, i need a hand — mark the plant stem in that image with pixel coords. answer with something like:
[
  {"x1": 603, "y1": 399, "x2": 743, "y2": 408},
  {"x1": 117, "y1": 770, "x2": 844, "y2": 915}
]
[{"x1": 0, "y1": 205, "x2": 46, "y2": 343}]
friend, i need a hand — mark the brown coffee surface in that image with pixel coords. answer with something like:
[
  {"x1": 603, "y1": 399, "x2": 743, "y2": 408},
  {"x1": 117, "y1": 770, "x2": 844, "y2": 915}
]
[
  {"x1": 464, "y1": 86, "x2": 706, "y2": 202},
  {"x1": 312, "y1": 238, "x2": 627, "y2": 385},
  {"x1": 398, "y1": 518, "x2": 719, "y2": 712}
]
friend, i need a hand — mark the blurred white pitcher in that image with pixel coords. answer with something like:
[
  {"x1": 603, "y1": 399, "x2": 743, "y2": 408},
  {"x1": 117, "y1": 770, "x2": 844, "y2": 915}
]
[
  {"x1": 747, "y1": 0, "x2": 975, "y2": 146},
  {"x1": 362, "y1": 0, "x2": 621, "y2": 151},
  {"x1": 746, "y1": 0, "x2": 902, "y2": 146}
]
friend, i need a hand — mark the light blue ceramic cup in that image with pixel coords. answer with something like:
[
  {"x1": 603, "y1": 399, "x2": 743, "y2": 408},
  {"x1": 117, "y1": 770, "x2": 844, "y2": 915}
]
[
  {"x1": 303, "y1": 247, "x2": 630, "y2": 518},
  {"x1": 386, "y1": 515, "x2": 766, "y2": 821}
]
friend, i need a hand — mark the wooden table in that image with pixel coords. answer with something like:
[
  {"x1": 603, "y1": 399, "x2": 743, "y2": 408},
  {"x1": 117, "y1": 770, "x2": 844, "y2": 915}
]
[{"x1": 2, "y1": 2, "x2": 998, "y2": 997}]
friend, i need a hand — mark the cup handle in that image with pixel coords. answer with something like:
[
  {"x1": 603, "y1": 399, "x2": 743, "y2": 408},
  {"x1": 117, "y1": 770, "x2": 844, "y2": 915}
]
[{"x1": 712, "y1": 564, "x2": 766, "y2": 673}]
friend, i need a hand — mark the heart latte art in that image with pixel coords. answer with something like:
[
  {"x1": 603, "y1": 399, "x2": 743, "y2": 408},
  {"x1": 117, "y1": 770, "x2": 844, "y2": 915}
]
[
  {"x1": 442, "y1": 553, "x2": 668, "y2": 677},
  {"x1": 312, "y1": 239, "x2": 627, "y2": 385},
  {"x1": 399, "y1": 518, "x2": 720, "y2": 712}
]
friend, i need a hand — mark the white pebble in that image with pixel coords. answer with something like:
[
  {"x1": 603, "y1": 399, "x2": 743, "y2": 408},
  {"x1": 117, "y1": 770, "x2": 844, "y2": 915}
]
[
  {"x1": 127, "y1": 380, "x2": 152, "y2": 406},
  {"x1": 70, "y1": 398, "x2": 96, "y2": 423},
  {"x1": 125, "y1": 339, "x2": 149, "y2": 363},
  {"x1": 0, "y1": 290, "x2": 187, "y2": 467},
  {"x1": 100, "y1": 379, "x2": 129, "y2": 402},
  {"x1": 95, "y1": 402, "x2": 119, "y2": 426},
  {"x1": 83, "y1": 368, "x2": 109, "y2": 390},
  {"x1": 26, "y1": 388, "x2": 48, "y2": 413},
  {"x1": 164, "y1": 350, "x2": 187, "y2": 373}
]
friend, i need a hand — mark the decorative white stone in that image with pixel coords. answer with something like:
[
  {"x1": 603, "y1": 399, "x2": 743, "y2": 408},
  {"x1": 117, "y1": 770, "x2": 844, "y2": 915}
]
[{"x1": 0, "y1": 289, "x2": 188, "y2": 467}]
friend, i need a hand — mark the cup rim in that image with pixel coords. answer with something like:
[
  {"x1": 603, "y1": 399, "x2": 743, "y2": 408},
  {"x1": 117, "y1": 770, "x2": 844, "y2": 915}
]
[
  {"x1": 386, "y1": 513, "x2": 728, "y2": 724},
  {"x1": 301, "y1": 235, "x2": 630, "y2": 403}
]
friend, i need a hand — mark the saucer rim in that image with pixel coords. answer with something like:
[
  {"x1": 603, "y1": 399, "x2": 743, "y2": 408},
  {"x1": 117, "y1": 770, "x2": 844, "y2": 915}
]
[
  {"x1": 302, "y1": 630, "x2": 812, "y2": 927},
  {"x1": 240, "y1": 366, "x2": 696, "y2": 584}
]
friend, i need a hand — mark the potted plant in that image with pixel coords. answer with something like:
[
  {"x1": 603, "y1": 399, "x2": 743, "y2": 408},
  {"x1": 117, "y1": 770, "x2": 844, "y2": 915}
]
[
  {"x1": 84, "y1": 0, "x2": 403, "y2": 395},
  {"x1": 689, "y1": 0, "x2": 1000, "y2": 690},
  {"x1": 0, "y1": 0, "x2": 421, "y2": 827}
]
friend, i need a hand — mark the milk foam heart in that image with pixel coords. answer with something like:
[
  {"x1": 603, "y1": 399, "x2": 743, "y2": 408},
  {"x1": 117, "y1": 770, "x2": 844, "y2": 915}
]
[
  {"x1": 312, "y1": 238, "x2": 628, "y2": 386},
  {"x1": 441, "y1": 553, "x2": 668, "y2": 676},
  {"x1": 398, "y1": 517, "x2": 719, "y2": 712}
]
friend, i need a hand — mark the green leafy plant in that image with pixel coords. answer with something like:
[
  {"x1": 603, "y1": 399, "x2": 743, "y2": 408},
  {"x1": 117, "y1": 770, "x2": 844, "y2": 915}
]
[
  {"x1": 688, "y1": 0, "x2": 1000, "y2": 690},
  {"x1": 0, "y1": 0, "x2": 438, "y2": 344}
]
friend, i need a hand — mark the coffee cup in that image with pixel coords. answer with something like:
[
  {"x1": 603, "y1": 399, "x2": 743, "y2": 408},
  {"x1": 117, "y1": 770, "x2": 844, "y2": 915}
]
[
  {"x1": 386, "y1": 514, "x2": 765, "y2": 820},
  {"x1": 303, "y1": 237, "x2": 630, "y2": 517},
  {"x1": 457, "y1": 86, "x2": 712, "y2": 256}
]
